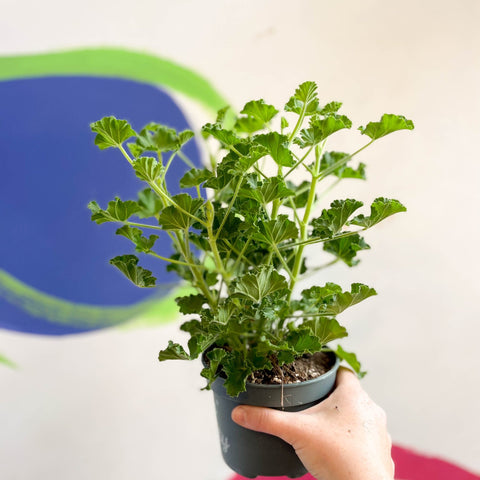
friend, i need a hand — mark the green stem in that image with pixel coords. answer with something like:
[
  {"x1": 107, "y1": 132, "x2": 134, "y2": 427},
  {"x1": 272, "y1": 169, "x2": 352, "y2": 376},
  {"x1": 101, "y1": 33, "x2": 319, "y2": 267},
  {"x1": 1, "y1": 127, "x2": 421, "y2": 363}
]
[
  {"x1": 125, "y1": 221, "x2": 163, "y2": 231},
  {"x1": 148, "y1": 251, "x2": 205, "y2": 269},
  {"x1": 205, "y1": 201, "x2": 229, "y2": 282},
  {"x1": 288, "y1": 144, "x2": 323, "y2": 297},
  {"x1": 284, "y1": 145, "x2": 314, "y2": 178},
  {"x1": 316, "y1": 140, "x2": 374, "y2": 181},
  {"x1": 279, "y1": 228, "x2": 367, "y2": 250},
  {"x1": 118, "y1": 144, "x2": 134, "y2": 165},
  {"x1": 230, "y1": 237, "x2": 253, "y2": 273},
  {"x1": 215, "y1": 174, "x2": 244, "y2": 240},
  {"x1": 177, "y1": 150, "x2": 195, "y2": 169},
  {"x1": 174, "y1": 231, "x2": 216, "y2": 306}
]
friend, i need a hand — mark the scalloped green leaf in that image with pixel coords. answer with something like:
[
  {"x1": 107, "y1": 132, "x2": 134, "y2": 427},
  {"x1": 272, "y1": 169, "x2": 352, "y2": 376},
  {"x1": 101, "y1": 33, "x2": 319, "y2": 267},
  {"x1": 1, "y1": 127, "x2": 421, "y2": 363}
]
[
  {"x1": 349, "y1": 197, "x2": 407, "y2": 229},
  {"x1": 233, "y1": 266, "x2": 288, "y2": 303},
  {"x1": 90, "y1": 116, "x2": 136, "y2": 150},
  {"x1": 323, "y1": 234, "x2": 370, "y2": 267},
  {"x1": 253, "y1": 132, "x2": 294, "y2": 166},
  {"x1": 359, "y1": 114, "x2": 414, "y2": 140},
  {"x1": 137, "y1": 188, "x2": 163, "y2": 218},
  {"x1": 201, "y1": 123, "x2": 242, "y2": 146},
  {"x1": 158, "y1": 341, "x2": 191, "y2": 361},
  {"x1": 302, "y1": 318, "x2": 348, "y2": 344},
  {"x1": 115, "y1": 225, "x2": 158, "y2": 253},
  {"x1": 133, "y1": 156, "x2": 163, "y2": 182},
  {"x1": 158, "y1": 194, "x2": 203, "y2": 230},
  {"x1": 175, "y1": 294, "x2": 208, "y2": 314},
  {"x1": 284, "y1": 81, "x2": 319, "y2": 116},
  {"x1": 336, "y1": 345, "x2": 366, "y2": 377},
  {"x1": 110, "y1": 254, "x2": 156, "y2": 287},
  {"x1": 240, "y1": 177, "x2": 295, "y2": 205},
  {"x1": 311, "y1": 199, "x2": 364, "y2": 238},
  {"x1": 240, "y1": 99, "x2": 279, "y2": 124},
  {"x1": 179, "y1": 168, "x2": 213, "y2": 188},
  {"x1": 254, "y1": 215, "x2": 299, "y2": 245},
  {"x1": 88, "y1": 197, "x2": 140, "y2": 224}
]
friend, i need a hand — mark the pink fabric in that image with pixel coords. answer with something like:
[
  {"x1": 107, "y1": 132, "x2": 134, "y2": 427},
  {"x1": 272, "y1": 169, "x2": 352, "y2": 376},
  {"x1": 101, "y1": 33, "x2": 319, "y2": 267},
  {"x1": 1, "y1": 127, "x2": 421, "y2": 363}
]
[{"x1": 228, "y1": 444, "x2": 480, "y2": 480}]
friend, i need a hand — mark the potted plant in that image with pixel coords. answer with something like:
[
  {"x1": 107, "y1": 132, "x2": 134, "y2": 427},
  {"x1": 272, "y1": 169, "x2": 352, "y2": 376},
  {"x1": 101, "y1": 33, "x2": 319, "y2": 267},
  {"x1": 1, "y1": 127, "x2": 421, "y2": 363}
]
[{"x1": 88, "y1": 81, "x2": 413, "y2": 478}]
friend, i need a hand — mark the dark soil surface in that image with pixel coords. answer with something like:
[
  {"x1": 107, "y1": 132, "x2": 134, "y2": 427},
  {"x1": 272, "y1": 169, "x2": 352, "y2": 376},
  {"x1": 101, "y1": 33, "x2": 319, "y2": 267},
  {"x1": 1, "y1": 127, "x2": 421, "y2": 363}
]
[{"x1": 248, "y1": 352, "x2": 335, "y2": 385}]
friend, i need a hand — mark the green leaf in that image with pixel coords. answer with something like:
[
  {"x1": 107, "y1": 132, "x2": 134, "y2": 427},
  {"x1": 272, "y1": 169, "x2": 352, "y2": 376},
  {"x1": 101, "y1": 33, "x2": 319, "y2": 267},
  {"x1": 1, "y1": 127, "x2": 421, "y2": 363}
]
[
  {"x1": 234, "y1": 116, "x2": 265, "y2": 134},
  {"x1": 135, "y1": 124, "x2": 194, "y2": 153},
  {"x1": 294, "y1": 114, "x2": 352, "y2": 148},
  {"x1": 151, "y1": 125, "x2": 179, "y2": 152},
  {"x1": 255, "y1": 215, "x2": 299, "y2": 245},
  {"x1": 90, "y1": 116, "x2": 135, "y2": 150},
  {"x1": 233, "y1": 266, "x2": 288, "y2": 303},
  {"x1": 300, "y1": 283, "x2": 376, "y2": 316},
  {"x1": 110, "y1": 254, "x2": 156, "y2": 287},
  {"x1": 115, "y1": 225, "x2": 158, "y2": 253},
  {"x1": 137, "y1": 188, "x2": 163, "y2": 218},
  {"x1": 179, "y1": 168, "x2": 213, "y2": 188},
  {"x1": 285, "y1": 180, "x2": 311, "y2": 208},
  {"x1": 133, "y1": 156, "x2": 163, "y2": 182},
  {"x1": 285, "y1": 81, "x2": 319, "y2": 116},
  {"x1": 175, "y1": 294, "x2": 207, "y2": 314},
  {"x1": 158, "y1": 194, "x2": 203, "y2": 230},
  {"x1": 158, "y1": 341, "x2": 191, "y2": 361},
  {"x1": 319, "y1": 151, "x2": 366, "y2": 180},
  {"x1": 349, "y1": 197, "x2": 407, "y2": 229},
  {"x1": 323, "y1": 234, "x2": 370, "y2": 267},
  {"x1": 241, "y1": 177, "x2": 295, "y2": 205},
  {"x1": 359, "y1": 113, "x2": 414, "y2": 140},
  {"x1": 223, "y1": 351, "x2": 251, "y2": 396},
  {"x1": 177, "y1": 130, "x2": 195, "y2": 148},
  {"x1": 201, "y1": 348, "x2": 228, "y2": 389},
  {"x1": 311, "y1": 199, "x2": 364, "y2": 238},
  {"x1": 336, "y1": 345, "x2": 366, "y2": 377},
  {"x1": 127, "y1": 142, "x2": 144, "y2": 158},
  {"x1": 281, "y1": 117, "x2": 289, "y2": 129},
  {"x1": 202, "y1": 123, "x2": 242, "y2": 146},
  {"x1": 285, "y1": 329, "x2": 322, "y2": 354},
  {"x1": 240, "y1": 99, "x2": 279, "y2": 124},
  {"x1": 303, "y1": 318, "x2": 348, "y2": 344},
  {"x1": 319, "y1": 101, "x2": 343, "y2": 115},
  {"x1": 323, "y1": 283, "x2": 377, "y2": 315},
  {"x1": 88, "y1": 198, "x2": 140, "y2": 224},
  {"x1": 253, "y1": 132, "x2": 294, "y2": 166}
]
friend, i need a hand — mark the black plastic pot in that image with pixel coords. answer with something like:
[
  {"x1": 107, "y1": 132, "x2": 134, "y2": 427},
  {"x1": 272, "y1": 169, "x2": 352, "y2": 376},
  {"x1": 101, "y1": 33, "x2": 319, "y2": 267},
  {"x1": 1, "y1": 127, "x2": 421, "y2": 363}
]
[{"x1": 209, "y1": 351, "x2": 340, "y2": 478}]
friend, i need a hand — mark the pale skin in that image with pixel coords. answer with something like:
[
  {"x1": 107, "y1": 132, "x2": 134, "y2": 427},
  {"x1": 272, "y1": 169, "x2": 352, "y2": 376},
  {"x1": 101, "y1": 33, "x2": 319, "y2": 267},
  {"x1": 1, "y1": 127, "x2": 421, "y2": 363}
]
[{"x1": 231, "y1": 368, "x2": 395, "y2": 480}]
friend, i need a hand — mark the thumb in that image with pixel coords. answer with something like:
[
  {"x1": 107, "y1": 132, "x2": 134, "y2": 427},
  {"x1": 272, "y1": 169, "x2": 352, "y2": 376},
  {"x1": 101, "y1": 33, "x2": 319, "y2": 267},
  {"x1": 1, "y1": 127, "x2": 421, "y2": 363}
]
[{"x1": 232, "y1": 405, "x2": 301, "y2": 445}]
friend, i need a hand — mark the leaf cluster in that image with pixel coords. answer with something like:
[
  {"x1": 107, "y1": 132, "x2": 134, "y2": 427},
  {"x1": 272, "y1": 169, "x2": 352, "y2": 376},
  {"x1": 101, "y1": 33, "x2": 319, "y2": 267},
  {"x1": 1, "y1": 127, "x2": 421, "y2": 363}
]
[{"x1": 89, "y1": 82, "x2": 413, "y2": 396}]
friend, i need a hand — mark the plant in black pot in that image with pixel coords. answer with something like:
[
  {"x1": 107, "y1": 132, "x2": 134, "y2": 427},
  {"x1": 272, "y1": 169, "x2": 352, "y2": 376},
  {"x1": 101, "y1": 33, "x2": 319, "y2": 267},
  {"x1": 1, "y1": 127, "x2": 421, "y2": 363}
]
[{"x1": 88, "y1": 81, "x2": 413, "y2": 478}]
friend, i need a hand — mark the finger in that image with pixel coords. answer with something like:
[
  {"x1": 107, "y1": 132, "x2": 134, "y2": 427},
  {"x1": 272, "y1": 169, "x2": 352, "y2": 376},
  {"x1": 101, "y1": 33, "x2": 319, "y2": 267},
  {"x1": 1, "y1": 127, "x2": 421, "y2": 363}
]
[
  {"x1": 232, "y1": 405, "x2": 300, "y2": 445},
  {"x1": 334, "y1": 366, "x2": 362, "y2": 393}
]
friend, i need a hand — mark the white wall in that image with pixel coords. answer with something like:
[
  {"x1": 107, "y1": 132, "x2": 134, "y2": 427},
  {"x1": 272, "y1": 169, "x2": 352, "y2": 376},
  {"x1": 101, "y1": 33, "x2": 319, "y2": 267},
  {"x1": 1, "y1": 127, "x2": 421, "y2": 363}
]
[{"x1": 1, "y1": 1, "x2": 479, "y2": 478}]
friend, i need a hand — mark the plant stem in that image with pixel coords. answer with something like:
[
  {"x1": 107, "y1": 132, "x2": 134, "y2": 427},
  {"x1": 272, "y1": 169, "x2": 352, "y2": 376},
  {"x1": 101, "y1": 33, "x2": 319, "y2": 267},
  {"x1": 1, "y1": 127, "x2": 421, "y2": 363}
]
[
  {"x1": 279, "y1": 228, "x2": 367, "y2": 250},
  {"x1": 215, "y1": 174, "x2": 244, "y2": 240},
  {"x1": 148, "y1": 251, "x2": 205, "y2": 268},
  {"x1": 316, "y1": 140, "x2": 374, "y2": 181},
  {"x1": 124, "y1": 221, "x2": 163, "y2": 231},
  {"x1": 284, "y1": 145, "x2": 314, "y2": 178},
  {"x1": 288, "y1": 143, "x2": 323, "y2": 298}
]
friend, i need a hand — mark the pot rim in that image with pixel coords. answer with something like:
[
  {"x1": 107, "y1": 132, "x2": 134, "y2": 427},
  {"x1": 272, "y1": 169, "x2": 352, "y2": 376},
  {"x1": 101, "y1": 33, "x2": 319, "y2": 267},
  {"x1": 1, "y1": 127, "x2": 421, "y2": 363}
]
[
  {"x1": 203, "y1": 349, "x2": 340, "y2": 390},
  {"x1": 244, "y1": 352, "x2": 340, "y2": 390}
]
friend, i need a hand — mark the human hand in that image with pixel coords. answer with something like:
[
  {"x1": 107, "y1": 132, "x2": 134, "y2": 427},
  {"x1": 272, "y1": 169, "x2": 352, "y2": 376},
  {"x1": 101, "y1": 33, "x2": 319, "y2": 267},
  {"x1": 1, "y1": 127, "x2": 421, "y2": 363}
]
[{"x1": 231, "y1": 367, "x2": 394, "y2": 480}]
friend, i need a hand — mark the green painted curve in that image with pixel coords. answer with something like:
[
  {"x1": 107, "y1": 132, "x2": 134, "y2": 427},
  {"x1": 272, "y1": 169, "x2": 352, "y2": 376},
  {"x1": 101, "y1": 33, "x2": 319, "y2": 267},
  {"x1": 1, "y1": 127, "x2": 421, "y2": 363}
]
[
  {"x1": 0, "y1": 48, "x2": 226, "y2": 330},
  {"x1": 0, "y1": 48, "x2": 228, "y2": 113},
  {"x1": 0, "y1": 269, "x2": 186, "y2": 328}
]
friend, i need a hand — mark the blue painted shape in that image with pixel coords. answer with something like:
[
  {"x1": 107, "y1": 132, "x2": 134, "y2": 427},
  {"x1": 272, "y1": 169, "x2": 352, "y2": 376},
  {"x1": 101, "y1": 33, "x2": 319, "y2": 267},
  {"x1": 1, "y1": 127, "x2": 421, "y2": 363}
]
[{"x1": 0, "y1": 77, "x2": 199, "y2": 335}]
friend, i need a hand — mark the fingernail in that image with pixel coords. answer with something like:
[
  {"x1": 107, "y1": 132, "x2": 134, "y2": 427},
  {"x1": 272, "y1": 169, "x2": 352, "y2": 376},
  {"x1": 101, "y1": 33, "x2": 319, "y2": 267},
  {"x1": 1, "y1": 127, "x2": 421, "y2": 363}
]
[{"x1": 232, "y1": 406, "x2": 246, "y2": 426}]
